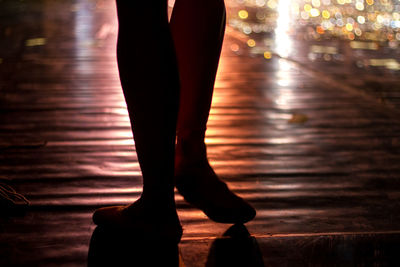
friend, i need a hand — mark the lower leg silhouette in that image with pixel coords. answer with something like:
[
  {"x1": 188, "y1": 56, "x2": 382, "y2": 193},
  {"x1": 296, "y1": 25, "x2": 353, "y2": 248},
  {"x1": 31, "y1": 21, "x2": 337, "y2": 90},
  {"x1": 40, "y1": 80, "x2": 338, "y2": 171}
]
[
  {"x1": 93, "y1": 0, "x2": 182, "y2": 242},
  {"x1": 171, "y1": 0, "x2": 255, "y2": 224},
  {"x1": 93, "y1": 0, "x2": 255, "y2": 241}
]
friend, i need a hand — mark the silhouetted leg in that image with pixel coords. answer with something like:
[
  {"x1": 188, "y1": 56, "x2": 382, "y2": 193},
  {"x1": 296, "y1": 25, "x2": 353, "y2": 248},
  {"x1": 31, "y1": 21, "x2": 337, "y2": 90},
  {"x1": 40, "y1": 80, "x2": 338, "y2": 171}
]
[
  {"x1": 170, "y1": 0, "x2": 256, "y2": 223},
  {"x1": 171, "y1": 0, "x2": 225, "y2": 155},
  {"x1": 93, "y1": 0, "x2": 182, "y2": 242}
]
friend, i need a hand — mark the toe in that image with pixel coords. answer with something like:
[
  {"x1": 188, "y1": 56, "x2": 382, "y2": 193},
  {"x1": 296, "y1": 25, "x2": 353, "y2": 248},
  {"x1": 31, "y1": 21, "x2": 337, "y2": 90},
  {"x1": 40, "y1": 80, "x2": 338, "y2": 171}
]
[{"x1": 92, "y1": 206, "x2": 124, "y2": 226}]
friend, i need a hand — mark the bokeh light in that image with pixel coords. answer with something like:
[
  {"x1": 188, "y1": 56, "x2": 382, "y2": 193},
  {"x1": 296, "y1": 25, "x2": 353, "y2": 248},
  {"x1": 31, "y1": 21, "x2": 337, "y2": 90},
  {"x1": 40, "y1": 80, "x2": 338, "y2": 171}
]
[{"x1": 228, "y1": 0, "x2": 400, "y2": 70}]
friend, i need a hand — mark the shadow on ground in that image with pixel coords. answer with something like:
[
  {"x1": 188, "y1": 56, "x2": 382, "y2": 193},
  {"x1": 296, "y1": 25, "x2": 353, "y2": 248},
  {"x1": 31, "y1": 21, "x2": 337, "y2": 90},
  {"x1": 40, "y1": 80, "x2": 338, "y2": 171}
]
[
  {"x1": 88, "y1": 224, "x2": 264, "y2": 267},
  {"x1": 88, "y1": 226, "x2": 180, "y2": 267}
]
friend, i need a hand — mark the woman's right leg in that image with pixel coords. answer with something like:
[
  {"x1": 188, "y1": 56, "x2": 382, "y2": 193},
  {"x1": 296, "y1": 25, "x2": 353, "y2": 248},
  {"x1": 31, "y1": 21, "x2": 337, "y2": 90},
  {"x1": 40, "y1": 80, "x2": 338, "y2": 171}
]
[{"x1": 93, "y1": 0, "x2": 181, "y2": 242}]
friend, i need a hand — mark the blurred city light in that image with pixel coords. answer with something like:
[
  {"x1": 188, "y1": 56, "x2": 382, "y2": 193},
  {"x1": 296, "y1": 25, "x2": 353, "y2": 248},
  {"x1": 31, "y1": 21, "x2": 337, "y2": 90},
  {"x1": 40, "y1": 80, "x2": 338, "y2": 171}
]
[
  {"x1": 229, "y1": 0, "x2": 400, "y2": 41},
  {"x1": 227, "y1": 0, "x2": 400, "y2": 71}
]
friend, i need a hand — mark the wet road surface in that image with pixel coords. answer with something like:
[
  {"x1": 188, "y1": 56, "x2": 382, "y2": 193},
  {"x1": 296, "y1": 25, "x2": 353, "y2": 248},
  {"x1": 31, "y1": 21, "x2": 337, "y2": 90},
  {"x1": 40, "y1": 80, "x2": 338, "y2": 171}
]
[{"x1": 1, "y1": 0, "x2": 400, "y2": 266}]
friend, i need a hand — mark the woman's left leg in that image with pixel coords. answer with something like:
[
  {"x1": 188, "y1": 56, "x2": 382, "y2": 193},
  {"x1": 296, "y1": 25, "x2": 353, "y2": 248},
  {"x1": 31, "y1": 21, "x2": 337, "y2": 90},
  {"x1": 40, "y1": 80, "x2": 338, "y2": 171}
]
[{"x1": 170, "y1": 0, "x2": 256, "y2": 224}]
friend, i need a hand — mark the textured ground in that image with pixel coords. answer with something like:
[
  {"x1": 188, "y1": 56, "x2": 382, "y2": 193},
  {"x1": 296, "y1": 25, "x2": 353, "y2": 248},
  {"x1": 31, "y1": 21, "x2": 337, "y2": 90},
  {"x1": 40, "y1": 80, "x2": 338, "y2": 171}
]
[{"x1": 1, "y1": 0, "x2": 400, "y2": 266}]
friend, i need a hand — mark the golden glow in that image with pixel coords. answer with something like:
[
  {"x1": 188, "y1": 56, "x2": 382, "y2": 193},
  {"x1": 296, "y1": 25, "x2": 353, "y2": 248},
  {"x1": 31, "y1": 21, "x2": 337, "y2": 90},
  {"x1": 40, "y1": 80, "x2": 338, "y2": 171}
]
[
  {"x1": 323, "y1": 54, "x2": 332, "y2": 61},
  {"x1": 322, "y1": 10, "x2": 330, "y2": 19},
  {"x1": 226, "y1": 0, "x2": 400, "y2": 71},
  {"x1": 346, "y1": 23, "x2": 354, "y2": 31},
  {"x1": 369, "y1": 59, "x2": 400, "y2": 70},
  {"x1": 228, "y1": 0, "x2": 400, "y2": 48},
  {"x1": 25, "y1": 38, "x2": 46, "y2": 47},
  {"x1": 288, "y1": 113, "x2": 308, "y2": 123},
  {"x1": 368, "y1": 13, "x2": 376, "y2": 21},
  {"x1": 238, "y1": 10, "x2": 249, "y2": 19},
  {"x1": 310, "y1": 45, "x2": 338, "y2": 54},
  {"x1": 247, "y1": 39, "x2": 256, "y2": 47},
  {"x1": 264, "y1": 51, "x2": 272, "y2": 59},
  {"x1": 0, "y1": 58, "x2": 3, "y2": 64},
  {"x1": 304, "y1": 4, "x2": 312, "y2": 12}
]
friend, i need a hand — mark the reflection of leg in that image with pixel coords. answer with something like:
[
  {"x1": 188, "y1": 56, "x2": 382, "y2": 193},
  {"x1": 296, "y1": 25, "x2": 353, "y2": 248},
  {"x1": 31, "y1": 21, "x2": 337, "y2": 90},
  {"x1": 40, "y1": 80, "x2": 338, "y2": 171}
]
[
  {"x1": 93, "y1": 0, "x2": 182, "y2": 242},
  {"x1": 170, "y1": 0, "x2": 255, "y2": 223}
]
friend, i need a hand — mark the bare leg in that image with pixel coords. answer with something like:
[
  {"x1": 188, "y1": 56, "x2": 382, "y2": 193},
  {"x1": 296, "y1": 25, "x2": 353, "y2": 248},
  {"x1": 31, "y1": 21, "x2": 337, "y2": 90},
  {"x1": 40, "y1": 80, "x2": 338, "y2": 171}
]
[
  {"x1": 93, "y1": 0, "x2": 182, "y2": 242},
  {"x1": 171, "y1": 0, "x2": 225, "y2": 151},
  {"x1": 170, "y1": 0, "x2": 256, "y2": 223}
]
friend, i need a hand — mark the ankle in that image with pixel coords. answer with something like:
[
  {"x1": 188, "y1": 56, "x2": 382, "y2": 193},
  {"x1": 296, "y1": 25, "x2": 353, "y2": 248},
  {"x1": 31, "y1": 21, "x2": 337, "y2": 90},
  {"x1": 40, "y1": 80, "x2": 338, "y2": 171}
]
[
  {"x1": 140, "y1": 189, "x2": 176, "y2": 210},
  {"x1": 176, "y1": 137, "x2": 207, "y2": 163}
]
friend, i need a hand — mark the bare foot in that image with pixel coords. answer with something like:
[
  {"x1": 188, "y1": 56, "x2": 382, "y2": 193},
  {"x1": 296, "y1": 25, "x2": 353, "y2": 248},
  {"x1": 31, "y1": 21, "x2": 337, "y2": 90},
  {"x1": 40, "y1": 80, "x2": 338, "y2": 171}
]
[
  {"x1": 175, "y1": 159, "x2": 256, "y2": 224},
  {"x1": 93, "y1": 198, "x2": 182, "y2": 243}
]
